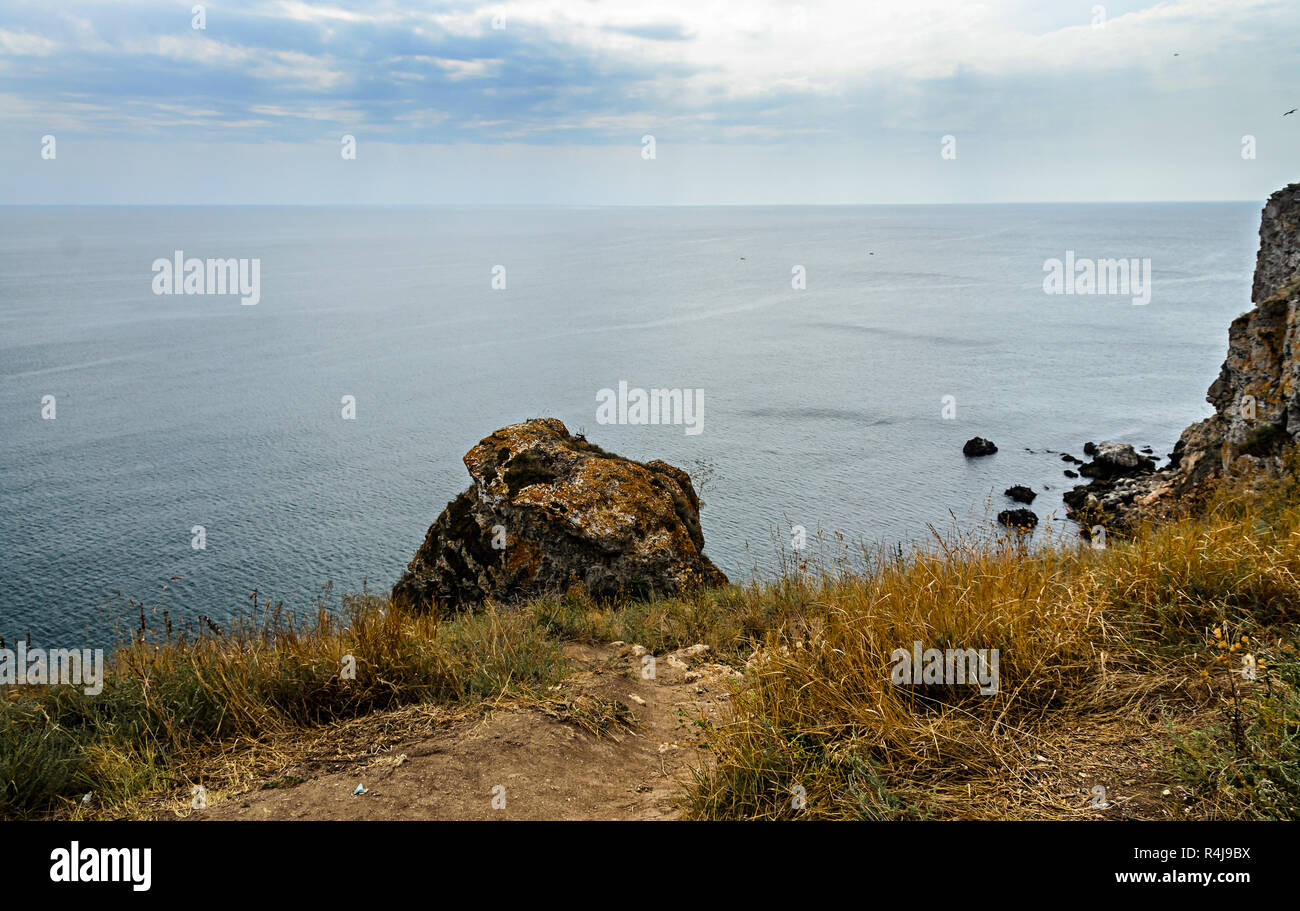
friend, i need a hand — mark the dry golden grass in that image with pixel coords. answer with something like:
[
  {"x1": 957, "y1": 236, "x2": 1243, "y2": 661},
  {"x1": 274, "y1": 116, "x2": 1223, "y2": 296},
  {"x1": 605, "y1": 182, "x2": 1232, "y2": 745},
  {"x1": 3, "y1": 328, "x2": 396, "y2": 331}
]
[
  {"x1": 4, "y1": 463, "x2": 1298, "y2": 820},
  {"x1": 0, "y1": 594, "x2": 566, "y2": 818},
  {"x1": 683, "y1": 473, "x2": 1300, "y2": 819}
]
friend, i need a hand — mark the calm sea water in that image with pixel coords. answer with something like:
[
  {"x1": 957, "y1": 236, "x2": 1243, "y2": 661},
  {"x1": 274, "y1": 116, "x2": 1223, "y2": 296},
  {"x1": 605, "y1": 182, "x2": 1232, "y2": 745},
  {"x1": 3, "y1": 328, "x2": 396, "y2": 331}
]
[{"x1": 0, "y1": 204, "x2": 1261, "y2": 647}]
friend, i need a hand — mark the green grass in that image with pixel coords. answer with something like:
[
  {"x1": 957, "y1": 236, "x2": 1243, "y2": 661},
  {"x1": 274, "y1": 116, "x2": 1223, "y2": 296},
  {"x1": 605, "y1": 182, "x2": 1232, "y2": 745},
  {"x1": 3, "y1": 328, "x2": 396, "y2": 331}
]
[{"x1": 1169, "y1": 645, "x2": 1300, "y2": 819}]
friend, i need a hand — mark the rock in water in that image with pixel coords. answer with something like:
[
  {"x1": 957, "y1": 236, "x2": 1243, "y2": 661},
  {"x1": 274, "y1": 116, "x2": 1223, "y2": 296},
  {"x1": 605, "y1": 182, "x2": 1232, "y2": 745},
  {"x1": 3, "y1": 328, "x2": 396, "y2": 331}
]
[
  {"x1": 963, "y1": 437, "x2": 998, "y2": 457},
  {"x1": 1004, "y1": 485, "x2": 1037, "y2": 504},
  {"x1": 392, "y1": 418, "x2": 727, "y2": 613},
  {"x1": 997, "y1": 508, "x2": 1038, "y2": 531},
  {"x1": 1076, "y1": 441, "x2": 1156, "y2": 479}
]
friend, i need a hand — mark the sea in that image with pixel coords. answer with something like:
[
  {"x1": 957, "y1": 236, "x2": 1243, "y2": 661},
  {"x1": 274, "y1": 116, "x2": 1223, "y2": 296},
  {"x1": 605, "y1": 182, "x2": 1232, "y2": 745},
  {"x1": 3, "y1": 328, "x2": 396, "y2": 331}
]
[{"x1": 0, "y1": 203, "x2": 1263, "y2": 648}]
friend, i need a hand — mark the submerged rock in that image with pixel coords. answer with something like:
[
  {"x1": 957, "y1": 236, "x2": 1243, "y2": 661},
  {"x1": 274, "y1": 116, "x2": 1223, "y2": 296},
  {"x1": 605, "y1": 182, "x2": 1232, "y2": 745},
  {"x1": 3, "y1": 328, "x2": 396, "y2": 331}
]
[
  {"x1": 963, "y1": 437, "x2": 998, "y2": 457},
  {"x1": 392, "y1": 418, "x2": 727, "y2": 613}
]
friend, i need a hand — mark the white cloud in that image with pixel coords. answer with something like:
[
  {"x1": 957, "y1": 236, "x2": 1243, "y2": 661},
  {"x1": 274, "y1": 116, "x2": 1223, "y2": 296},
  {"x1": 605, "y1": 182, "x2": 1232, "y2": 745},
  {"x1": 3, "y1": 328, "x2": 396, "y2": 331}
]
[
  {"x1": 454, "y1": 0, "x2": 1290, "y2": 101},
  {"x1": 0, "y1": 27, "x2": 59, "y2": 55},
  {"x1": 123, "y1": 35, "x2": 350, "y2": 90}
]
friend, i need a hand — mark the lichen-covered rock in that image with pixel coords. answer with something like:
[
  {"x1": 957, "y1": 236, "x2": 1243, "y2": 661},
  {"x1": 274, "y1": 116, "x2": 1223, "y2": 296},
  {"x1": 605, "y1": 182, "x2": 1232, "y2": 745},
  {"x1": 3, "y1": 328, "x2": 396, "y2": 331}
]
[{"x1": 392, "y1": 418, "x2": 727, "y2": 613}]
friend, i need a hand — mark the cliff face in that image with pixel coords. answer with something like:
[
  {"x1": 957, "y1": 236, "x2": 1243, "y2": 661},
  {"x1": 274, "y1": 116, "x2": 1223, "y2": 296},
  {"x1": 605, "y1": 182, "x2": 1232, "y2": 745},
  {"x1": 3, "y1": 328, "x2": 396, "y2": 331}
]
[
  {"x1": 1207, "y1": 185, "x2": 1300, "y2": 452},
  {"x1": 1184, "y1": 185, "x2": 1300, "y2": 473},
  {"x1": 1067, "y1": 183, "x2": 1300, "y2": 530}
]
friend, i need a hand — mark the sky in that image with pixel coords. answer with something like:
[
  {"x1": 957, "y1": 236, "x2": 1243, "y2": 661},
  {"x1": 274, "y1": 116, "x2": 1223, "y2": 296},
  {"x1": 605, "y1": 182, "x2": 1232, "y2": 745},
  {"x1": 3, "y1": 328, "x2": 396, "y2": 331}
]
[{"x1": 0, "y1": 0, "x2": 1297, "y2": 204}]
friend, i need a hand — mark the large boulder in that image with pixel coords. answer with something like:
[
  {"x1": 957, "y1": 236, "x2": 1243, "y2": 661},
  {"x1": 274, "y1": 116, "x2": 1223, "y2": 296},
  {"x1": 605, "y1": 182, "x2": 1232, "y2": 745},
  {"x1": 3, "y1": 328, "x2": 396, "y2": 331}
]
[{"x1": 392, "y1": 418, "x2": 727, "y2": 613}]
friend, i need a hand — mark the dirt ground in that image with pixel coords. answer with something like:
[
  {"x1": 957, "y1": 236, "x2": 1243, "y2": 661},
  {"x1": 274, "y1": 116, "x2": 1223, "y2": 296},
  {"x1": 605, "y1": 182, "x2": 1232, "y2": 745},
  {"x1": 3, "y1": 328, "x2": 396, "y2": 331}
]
[
  {"x1": 190, "y1": 643, "x2": 738, "y2": 821},
  {"x1": 164, "y1": 640, "x2": 1200, "y2": 822}
]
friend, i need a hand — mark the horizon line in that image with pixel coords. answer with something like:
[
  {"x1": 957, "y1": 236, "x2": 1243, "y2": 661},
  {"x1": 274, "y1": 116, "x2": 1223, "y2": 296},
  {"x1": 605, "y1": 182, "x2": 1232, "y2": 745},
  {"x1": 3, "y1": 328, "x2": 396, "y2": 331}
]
[{"x1": 0, "y1": 199, "x2": 1264, "y2": 209}]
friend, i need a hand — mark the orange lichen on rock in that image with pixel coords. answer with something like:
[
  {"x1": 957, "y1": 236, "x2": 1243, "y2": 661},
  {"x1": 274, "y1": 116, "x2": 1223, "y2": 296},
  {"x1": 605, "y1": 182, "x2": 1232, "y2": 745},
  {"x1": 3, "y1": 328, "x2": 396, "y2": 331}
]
[{"x1": 392, "y1": 418, "x2": 727, "y2": 613}]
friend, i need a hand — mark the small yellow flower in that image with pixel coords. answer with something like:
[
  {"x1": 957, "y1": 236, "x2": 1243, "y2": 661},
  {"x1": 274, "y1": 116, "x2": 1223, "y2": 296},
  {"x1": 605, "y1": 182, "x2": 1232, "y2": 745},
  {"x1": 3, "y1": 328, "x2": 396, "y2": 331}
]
[{"x1": 1213, "y1": 627, "x2": 1223, "y2": 639}]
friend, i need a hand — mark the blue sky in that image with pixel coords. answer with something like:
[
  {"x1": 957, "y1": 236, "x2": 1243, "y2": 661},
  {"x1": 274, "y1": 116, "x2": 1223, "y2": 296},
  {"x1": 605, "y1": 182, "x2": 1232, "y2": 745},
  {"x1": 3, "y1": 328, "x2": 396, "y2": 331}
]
[{"x1": 1, "y1": 0, "x2": 1297, "y2": 203}]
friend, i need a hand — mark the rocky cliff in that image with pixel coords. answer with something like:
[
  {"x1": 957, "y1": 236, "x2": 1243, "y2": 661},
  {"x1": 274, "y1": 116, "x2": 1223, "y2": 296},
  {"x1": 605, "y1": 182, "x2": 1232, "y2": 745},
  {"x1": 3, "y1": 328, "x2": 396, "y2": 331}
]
[{"x1": 1066, "y1": 183, "x2": 1300, "y2": 531}]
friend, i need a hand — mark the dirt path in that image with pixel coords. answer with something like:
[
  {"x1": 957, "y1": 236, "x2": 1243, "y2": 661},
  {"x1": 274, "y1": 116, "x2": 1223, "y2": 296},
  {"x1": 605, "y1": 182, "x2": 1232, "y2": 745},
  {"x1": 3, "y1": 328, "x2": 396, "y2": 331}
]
[
  {"x1": 171, "y1": 642, "x2": 1187, "y2": 821},
  {"x1": 194, "y1": 643, "x2": 738, "y2": 821}
]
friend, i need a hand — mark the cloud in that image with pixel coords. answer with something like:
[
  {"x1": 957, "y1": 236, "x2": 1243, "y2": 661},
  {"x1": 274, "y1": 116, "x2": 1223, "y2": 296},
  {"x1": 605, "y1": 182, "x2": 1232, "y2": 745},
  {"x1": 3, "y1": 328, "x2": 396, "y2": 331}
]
[
  {"x1": 2, "y1": 0, "x2": 1294, "y2": 145},
  {"x1": 603, "y1": 21, "x2": 695, "y2": 42},
  {"x1": 0, "y1": 0, "x2": 1297, "y2": 203},
  {"x1": 0, "y1": 26, "x2": 59, "y2": 55}
]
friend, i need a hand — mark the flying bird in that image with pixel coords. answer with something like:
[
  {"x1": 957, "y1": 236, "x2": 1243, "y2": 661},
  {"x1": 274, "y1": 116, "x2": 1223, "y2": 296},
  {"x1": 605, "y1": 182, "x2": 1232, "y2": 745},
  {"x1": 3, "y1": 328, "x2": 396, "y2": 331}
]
[{"x1": 1285, "y1": 109, "x2": 1297, "y2": 116}]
